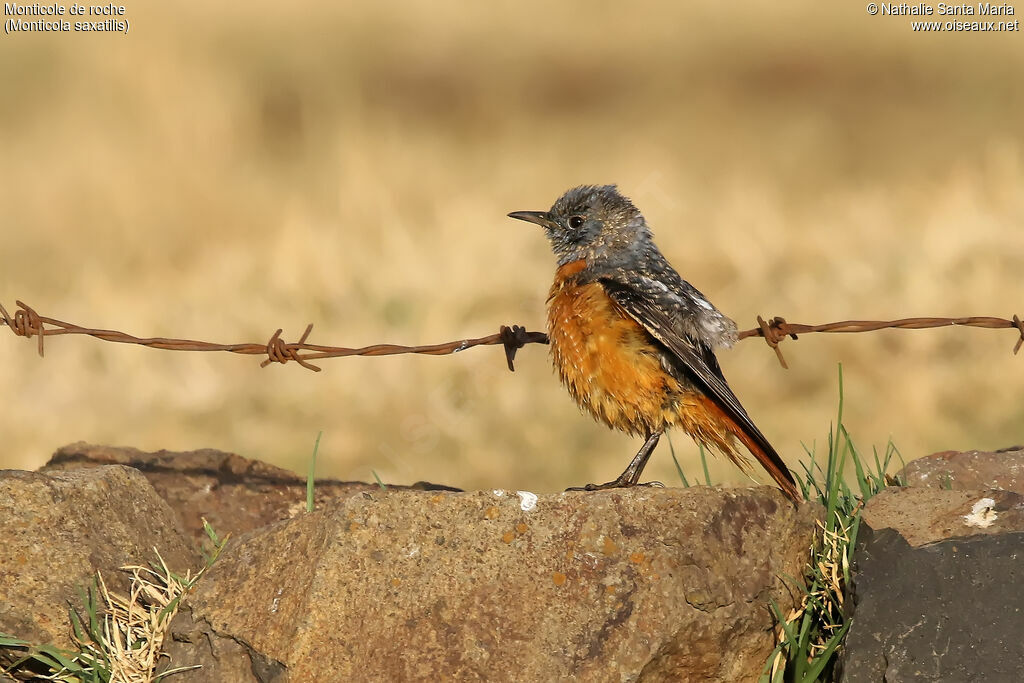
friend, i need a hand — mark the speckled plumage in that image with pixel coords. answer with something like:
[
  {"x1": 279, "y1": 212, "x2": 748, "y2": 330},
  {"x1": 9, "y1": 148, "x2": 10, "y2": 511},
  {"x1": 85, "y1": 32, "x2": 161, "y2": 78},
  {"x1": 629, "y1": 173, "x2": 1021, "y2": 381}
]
[
  {"x1": 509, "y1": 185, "x2": 799, "y2": 501},
  {"x1": 542, "y1": 185, "x2": 738, "y2": 349}
]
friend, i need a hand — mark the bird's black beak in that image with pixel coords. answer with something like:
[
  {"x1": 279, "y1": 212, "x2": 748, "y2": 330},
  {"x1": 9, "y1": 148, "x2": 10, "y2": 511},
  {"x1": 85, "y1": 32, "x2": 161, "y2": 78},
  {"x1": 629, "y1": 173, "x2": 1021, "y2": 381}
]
[{"x1": 507, "y1": 210, "x2": 557, "y2": 230}]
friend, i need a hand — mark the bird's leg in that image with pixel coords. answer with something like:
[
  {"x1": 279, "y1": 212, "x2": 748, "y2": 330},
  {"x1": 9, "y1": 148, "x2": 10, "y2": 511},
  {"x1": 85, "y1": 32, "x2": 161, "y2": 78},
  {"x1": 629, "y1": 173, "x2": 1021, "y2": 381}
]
[{"x1": 567, "y1": 430, "x2": 664, "y2": 491}]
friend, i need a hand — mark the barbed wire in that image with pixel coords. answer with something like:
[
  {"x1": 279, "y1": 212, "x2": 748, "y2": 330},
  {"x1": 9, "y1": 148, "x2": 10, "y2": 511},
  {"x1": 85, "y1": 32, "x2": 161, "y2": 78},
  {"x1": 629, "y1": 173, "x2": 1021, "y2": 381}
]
[
  {"x1": 742, "y1": 314, "x2": 1024, "y2": 369},
  {"x1": 1, "y1": 299, "x2": 1021, "y2": 372}
]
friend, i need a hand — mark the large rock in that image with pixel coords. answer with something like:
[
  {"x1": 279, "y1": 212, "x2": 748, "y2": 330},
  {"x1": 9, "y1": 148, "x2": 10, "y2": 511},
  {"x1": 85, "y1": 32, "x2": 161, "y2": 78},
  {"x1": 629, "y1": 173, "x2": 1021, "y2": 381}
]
[
  {"x1": 0, "y1": 466, "x2": 198, "y2": 653},
  {"x1": 899, "y1": 446, "x2": 1024, "y2": 494},
  {"x1": 841, "y1": 527, "x2": 1024, "y2": 682},
  {"x1": 41, "y1": 443, "x2": 459, "y2": 547},
  {"x1": 840, "y1": 486, "x2": 1024, "y2": 681},
  {"x1": 162, "y1": 487, "x2": 815, "y2": 682}
]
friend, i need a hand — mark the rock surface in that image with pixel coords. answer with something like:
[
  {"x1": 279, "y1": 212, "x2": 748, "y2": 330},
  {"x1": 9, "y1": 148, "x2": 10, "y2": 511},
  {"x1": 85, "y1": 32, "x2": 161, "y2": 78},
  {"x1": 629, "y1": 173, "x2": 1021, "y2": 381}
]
[
  {"x1": 164, "y1": 487, "x2": 815, "y2": 682},
  {"x1": 42, "y1": 442, "x2": 458, "y2": 547},
  {"x1": 840, "y1": 527, "x2": 1024, "y2": 682},
  {"x1": 860, "y1": 486, "x2": 1024, "y2": 546},
  {"x1": 899, "y1": 446, "x2": 1024, "y2": 494},
  {"x1": 0, "y1": 466, "x2": 197, "y2": 654},
  {"x1": 840, "y1": 484, "x2": 1024, "y2": 681},
  {"x1": 11, "y1": 442, "x2": 1024, "y2": 681}
]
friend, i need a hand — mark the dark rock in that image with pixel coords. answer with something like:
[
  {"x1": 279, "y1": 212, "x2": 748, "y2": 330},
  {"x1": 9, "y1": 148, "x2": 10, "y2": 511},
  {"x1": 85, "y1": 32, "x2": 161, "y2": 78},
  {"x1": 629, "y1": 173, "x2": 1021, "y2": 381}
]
[
  {"x1": 0, "y1": 466, "x2": 197, "y2": 656},
  {"x1": 159, "y1": 611, "x2": 285, "y2": 683},
  {"x1": 841, "y1": 485, "x2": 1024, "y2": 681},
  {"x1": 840, "y1": 526, "x2": 1024, "y2": 682},
  {"x1": 41, "y1": 442, "x2": 460, "y2": 547},
  {"x1": 165, "y1": 487, "x2": 816, "y2": 682},
  {"x1": 900, "y1": 446, "x2": 1024, "y2": 494}
]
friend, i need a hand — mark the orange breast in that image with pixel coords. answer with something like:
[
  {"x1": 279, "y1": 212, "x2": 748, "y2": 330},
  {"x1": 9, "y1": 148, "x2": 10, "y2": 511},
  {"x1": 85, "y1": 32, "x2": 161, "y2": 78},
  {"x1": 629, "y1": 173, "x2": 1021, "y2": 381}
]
[
  {"x1": 546, "y1": 260, "x2": 681, "y2": 437},
  {"x1": 545, "y1": 260, "x2": 749, "y2": 464}
]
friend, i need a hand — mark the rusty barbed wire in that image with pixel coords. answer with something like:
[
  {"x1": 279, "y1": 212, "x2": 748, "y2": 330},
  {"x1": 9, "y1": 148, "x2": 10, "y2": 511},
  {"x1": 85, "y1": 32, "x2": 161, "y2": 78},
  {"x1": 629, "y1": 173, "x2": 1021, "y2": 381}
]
[
  {"x1": 741, "y1": 313, "x2": 1024, "y2": 369},
  {"x1": 0, "y1": 300, "x2": 548, "y2": 372},
  {"x1": 1, "y1": 300, "x2": 1021, "y2": 372}
]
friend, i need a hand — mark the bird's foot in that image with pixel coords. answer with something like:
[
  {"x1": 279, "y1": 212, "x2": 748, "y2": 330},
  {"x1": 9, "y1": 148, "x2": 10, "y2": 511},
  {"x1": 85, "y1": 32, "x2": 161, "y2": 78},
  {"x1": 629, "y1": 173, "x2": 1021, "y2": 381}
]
[{"x1": 565, "y1": 480, "x2": 665, "y2": 492}]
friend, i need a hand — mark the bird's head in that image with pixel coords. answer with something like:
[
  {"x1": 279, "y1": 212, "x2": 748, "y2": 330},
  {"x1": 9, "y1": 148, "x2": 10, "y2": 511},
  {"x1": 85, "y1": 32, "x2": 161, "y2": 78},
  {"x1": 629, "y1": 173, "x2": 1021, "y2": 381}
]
[{"x1": 508, "y1": 185, "x2": 652, "y2": 268}]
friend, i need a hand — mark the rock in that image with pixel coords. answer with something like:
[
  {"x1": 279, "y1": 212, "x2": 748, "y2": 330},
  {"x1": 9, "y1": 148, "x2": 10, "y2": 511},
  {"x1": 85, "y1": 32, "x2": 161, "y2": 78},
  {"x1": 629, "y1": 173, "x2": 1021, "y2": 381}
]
[
  {"x1": 161, "y1": 612, "x2": 285, "y2": 683},
  {"x1": 0, "y1": 466, "x2": 197, "y2": 654},
  {"x1": 860, "y1": 486, "x2": 1024, "y2": 547},
  {"x1": 840, "y1": 486, "x2": 1024, "y2": 681},
  {"x1": 164, "y1": 487, "x2": 815, "y2": 682},
  {"x1": 839, "y1": 527, "x2": 1024, "y2": 682},
  {"x1": 899, "y1": 446, "x2": 1024, "y2": 494},
  {"x1": 42, "y1": 442, "x2": 459, "y2": 547}
]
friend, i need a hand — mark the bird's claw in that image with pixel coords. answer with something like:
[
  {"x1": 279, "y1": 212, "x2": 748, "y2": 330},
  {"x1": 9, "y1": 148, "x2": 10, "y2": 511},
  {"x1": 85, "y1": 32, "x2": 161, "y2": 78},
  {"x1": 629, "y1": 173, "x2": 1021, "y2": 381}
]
[
  {"x1": 499, "y1": 324, "x2": 538, "y2": 372},
  {"x1": 564, "y1": 479, "x2": 665, "y2": 492}
]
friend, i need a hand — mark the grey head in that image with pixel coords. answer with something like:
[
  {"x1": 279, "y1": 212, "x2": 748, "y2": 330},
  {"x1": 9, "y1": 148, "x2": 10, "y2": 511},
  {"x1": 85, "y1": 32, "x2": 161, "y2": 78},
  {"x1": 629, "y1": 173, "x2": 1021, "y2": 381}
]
[
  {"x1": 509, "y1": 184, "x2": 739, "y2": 348},
  {"x1": 508, "y1": 185, "x2": 657, "y2": 269}
]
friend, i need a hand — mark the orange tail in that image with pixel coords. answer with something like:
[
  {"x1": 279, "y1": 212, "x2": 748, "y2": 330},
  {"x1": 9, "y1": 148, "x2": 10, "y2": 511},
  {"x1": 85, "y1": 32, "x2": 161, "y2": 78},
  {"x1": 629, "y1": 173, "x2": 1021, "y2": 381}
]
[
  {"x1": 685, "y1": 393, "x2": 802, "y2": 502},
  {"x1": 732, "y1": 427, "x2": 802, "y2": 503}
]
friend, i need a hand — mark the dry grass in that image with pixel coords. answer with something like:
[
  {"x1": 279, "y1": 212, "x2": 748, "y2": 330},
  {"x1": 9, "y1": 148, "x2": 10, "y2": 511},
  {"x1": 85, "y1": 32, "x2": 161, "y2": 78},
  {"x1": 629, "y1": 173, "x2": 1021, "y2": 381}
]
[
  {"x1": 1, "y1": 523, "x2": 227, "y2": 682},
  {"x1": 76, "y1": 555, "x2": 198, "y2": 682},
  {"x1": 2, "y1": 1, "x2": 1022, "y2": 491},
  {"x1": 767, "y1": 514, "x2": 855, "y2": 681},
  {"x1": 2, "y1": 557, "x2": 199, "y2": 682}
]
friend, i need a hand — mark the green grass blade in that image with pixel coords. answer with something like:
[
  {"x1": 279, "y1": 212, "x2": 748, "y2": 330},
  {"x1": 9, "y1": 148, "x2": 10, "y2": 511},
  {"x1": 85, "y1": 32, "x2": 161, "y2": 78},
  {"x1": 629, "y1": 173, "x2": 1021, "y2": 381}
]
[
  {"x1": 842, "y1": 424, "x2": 872, "y2": 500},
  {"x1": 757, "y1": 640, "x2": 787, "y2": 683},
  {"x1": 307, "y1": 430, "x2": 323, "y2": 512},
  {"x1": 70, "y1": 604, "x2": 87, "y2": 643},
  {"x1": 202, "y1": 517, "x2": 221, "y2": 548},
  {"x1": 699, "y1": 443, "x2": 712, "y2": 486},
  {"x1": 767, "y1": 598, "x2": 797, "y2": 645},
  {"x1": 0, "y1": 633, "x2": 33, "y2": 648},
  {"x1": 666, "y1": 433, "x2": 691, "y2": 487},
  {"x1": 801, "y1": 619, "x2": 853, "y2": 680},
  {"x1": 157, "y1": 593, "x2": 185, "y2": 622},
  {"x1": 32, "y1": 644, "x2": 81, "y2": 673}
]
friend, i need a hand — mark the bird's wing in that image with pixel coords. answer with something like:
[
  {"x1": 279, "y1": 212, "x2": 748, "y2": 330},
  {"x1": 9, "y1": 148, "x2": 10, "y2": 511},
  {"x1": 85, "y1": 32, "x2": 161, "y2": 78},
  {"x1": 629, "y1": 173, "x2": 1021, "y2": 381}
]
[
  {"x1": 600, "y1": 277, "x2": 750, "y2": 421},
  {"x1": 600, "y1": 276, "x2": 800, "y2": 501}
]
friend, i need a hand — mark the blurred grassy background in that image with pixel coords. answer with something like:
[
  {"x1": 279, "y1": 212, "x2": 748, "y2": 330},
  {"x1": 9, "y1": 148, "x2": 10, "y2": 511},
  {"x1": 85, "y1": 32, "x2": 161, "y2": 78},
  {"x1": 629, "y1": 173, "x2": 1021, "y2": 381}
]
[{"x1": 1, "y1": 1, "x2": 1022, "y2": 491}]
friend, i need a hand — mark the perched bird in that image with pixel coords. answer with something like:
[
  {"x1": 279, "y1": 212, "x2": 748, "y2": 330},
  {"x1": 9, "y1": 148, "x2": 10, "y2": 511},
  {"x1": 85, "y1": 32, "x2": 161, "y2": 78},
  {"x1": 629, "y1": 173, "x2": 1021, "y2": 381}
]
[{"x1": 509, "y1": 185, "x2": 800, "y2": 501}]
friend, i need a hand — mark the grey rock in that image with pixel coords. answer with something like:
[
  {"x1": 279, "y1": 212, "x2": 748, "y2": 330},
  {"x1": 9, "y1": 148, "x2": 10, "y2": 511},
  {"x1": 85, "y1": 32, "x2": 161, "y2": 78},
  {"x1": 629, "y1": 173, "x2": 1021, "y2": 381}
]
[
  {"x1": 840, "y1": 526, "x2": 1024, "y2": 682},
  {"x1": 841, "y1": 485, "x2": 1024, "y2": 682}
]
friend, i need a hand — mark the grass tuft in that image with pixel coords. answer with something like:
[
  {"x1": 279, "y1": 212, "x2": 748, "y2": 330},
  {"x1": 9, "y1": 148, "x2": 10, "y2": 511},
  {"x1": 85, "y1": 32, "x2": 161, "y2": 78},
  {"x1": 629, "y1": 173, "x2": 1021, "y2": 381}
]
[
  {"x1": 1, "y1": 521, "x2": 228, "y2": 682},
  {"x1": 760, "y1": 365, "x2": 904, "y2": 682}
]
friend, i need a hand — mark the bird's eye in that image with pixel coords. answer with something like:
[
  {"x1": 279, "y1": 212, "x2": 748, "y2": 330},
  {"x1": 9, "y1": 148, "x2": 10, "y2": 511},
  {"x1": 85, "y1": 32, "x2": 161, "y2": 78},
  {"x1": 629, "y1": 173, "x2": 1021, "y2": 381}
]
[{"x1": 567, "y1": 215, "x2": 585, "y2": 229}]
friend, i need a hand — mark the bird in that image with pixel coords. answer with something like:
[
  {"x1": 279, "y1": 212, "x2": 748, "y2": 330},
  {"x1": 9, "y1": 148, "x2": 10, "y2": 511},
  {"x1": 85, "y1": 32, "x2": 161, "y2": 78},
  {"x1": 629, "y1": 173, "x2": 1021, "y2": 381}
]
[{"x1": 508, "y1": 185, "x2": 801, "y2": 502}]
